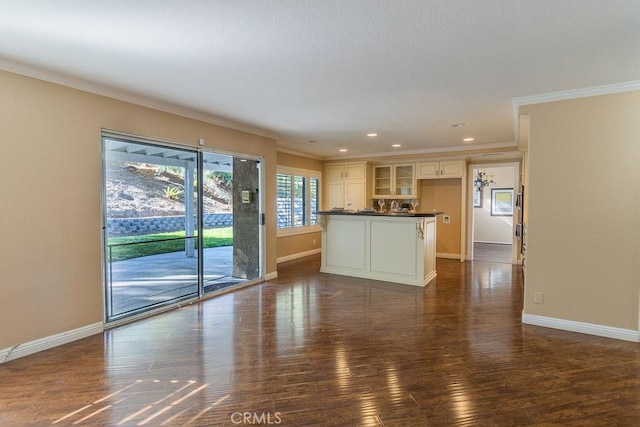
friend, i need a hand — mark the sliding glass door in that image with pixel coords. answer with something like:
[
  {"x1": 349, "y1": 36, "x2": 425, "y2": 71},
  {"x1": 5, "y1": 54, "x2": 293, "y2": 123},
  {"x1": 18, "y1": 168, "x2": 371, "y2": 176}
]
[
  {"x1": 103, "y1": 138, "x2": 199, "y2": 321},
  {"x1": 200, "y1": 153, "x2": 261, "y2": 294},
  {"x1": 102, "y1": 135, "x2": 262, "y2": 322}
]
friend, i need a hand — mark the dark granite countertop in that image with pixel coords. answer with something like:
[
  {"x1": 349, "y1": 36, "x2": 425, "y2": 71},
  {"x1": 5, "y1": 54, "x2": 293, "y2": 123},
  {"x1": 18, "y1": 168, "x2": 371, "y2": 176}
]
[{"x1": 317, "y1": 210, "x2": 444, "y2": 217}]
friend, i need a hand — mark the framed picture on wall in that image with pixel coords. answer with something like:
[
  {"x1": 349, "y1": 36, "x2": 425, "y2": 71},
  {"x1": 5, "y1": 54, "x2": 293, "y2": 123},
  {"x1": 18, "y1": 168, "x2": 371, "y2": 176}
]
[
  {"x1": 473, "y1": 189, "x2": 482, "y2": 208},
  {"x1": 491, "y1": 188, "x2": 514, "y2": 216}
]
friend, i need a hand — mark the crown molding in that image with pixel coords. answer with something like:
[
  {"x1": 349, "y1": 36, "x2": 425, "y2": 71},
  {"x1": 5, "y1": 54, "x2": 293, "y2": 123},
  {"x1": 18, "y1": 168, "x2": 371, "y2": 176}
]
[
  {"x1": 323, "y1": 141, "x2": 516, "y2": 161},
  {"x1": 513, "y1": 80, "x2": 640, "y2": 107},
  {"x1": 275, "y1": 146, "x2": 323, "y2": 160},
  {"x1": 511, "y1": 80, "x2": 640, "y2": 145},
  {"x1": 0, "y1": 59, "x2": 279, "y2": 140}
]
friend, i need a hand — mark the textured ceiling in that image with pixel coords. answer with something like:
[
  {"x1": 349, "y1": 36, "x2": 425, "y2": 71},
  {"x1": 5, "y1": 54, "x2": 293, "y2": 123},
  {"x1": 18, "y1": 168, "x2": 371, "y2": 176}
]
[{"x1": 1, "y1": 0, "x2": 639, "y2": 159}]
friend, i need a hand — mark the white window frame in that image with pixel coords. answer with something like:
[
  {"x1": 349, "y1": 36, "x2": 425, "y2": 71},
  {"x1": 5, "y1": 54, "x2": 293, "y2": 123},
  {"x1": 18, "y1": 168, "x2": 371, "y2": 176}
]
[{"x1": 276, "y1": 166, "x2": 322, "y2": 237}]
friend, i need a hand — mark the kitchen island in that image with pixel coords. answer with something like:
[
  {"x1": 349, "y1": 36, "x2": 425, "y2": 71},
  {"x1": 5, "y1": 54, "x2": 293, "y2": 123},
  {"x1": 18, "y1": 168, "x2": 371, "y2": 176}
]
[{"x1": 318, "y1": 211, "x2": 442, "y2": 286}]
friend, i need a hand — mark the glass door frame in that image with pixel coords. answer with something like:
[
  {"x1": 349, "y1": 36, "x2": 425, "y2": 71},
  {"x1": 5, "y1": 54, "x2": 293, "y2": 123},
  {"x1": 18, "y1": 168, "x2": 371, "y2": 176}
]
[
  {"x1": 101, "y1": 130, "x2": 265, "y2": 325},
  {"x1": 197, "y1": 150, "x2": 265, "y2": 297}
]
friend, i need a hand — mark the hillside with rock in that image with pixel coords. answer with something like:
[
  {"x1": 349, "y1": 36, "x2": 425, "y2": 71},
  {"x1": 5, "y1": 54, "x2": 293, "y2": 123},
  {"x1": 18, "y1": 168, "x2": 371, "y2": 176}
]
[{"x1": 105, "y1": 161, "x2": 231, "y2": 218}]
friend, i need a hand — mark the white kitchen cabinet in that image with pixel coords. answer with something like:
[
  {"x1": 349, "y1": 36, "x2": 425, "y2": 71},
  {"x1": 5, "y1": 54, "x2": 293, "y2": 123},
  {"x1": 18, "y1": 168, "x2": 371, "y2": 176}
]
[
  {"x1": 324, "y1": 162, "x2": 367, "y2": 210},
  {"x1": 373, "y1": 164, "x2": 416, "y2": 198},
  {"x1": 325, "y1": 162, "x2": 366, "y2": 180},
  {"x1": 416, "y1": 160, "x2": 464, "y2": 179},
  {"x1": 325, "y1": 179, "x2": 366, "y2": 211}
]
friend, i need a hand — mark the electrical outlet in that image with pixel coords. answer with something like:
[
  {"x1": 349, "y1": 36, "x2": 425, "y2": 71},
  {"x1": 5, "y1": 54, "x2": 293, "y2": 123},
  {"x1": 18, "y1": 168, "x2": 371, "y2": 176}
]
[
  {"x1": 443, "y1": 215, "x2": 451, "y2": 224},
  {"x1": 534, "y1": 292, "x2": 544, "y2": 304}
]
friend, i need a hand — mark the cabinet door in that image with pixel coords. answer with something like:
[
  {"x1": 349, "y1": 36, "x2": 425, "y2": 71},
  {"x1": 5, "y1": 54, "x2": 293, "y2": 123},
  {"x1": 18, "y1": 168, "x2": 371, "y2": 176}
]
[
  {"x1": 325, "y1": 181, "x2": 345, "y2": 209},
  {"x1": 439, "y1": 160, "x2": 464, "y2": 178},
  {"x1": 344, "y1": 163, "x2": 365, "y2": 179},
  {"x1": 325, "y1": 165, "x2": 345, "y2": 180},
  {"x1": 416, "y1": 162, "x2": 440, "y2": 179},
  {"x1": 394, "y1": 164, "x2": 415, "y2": 198},
  {"x1": 373, "y1": 166, "x2": 392, "y2": 197},
  {"x1": 345, "y1": 180, "x2": 366, "y2": 211}
]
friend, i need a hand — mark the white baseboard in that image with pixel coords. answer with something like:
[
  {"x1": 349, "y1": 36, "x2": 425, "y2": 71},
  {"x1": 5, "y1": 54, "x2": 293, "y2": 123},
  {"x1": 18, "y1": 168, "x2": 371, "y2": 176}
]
[
  {"x1": 436, "y1": 252, "x2": 461, "y2": 260},
  {"x1": 265, "y1": 271, "x2": 278, "y2": 281},
  {"x1": 0, "y1": 322, "x2": 104, "y2": 364},
  {"x1": 277, "y1": 248, "x2": 321, "y2": 264},
  {"x1": 522, "y1": 313, "x2": 639, "y2": 342}
]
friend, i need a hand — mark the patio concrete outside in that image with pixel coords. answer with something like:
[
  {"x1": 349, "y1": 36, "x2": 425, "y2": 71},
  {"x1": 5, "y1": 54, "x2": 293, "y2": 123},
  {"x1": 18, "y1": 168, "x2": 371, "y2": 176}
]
[{"x1": 108, "y1": 246, "x2": 247, "y2": 318}]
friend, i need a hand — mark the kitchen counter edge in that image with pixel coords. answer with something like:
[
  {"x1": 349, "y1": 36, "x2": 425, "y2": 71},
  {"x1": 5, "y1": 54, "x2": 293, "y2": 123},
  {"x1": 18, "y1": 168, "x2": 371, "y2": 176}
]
[{"x1": 317, "y1": 211, "x2": 444, "y2": 217}]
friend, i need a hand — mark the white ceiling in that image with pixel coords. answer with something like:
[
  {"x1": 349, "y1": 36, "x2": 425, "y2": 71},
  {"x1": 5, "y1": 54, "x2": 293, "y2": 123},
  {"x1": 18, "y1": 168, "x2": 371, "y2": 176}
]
[{"x1": 1, "y1": 1, "x2": 639, "y2": 159}]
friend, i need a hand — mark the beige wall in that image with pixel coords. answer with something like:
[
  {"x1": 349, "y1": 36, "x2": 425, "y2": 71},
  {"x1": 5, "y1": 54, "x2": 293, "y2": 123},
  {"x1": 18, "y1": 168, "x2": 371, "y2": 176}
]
[
  {"x1": 418, "y1": 178, "x2": 462, "y2": 256},
  {"x1": 473, "y1": 166, "x2": 515, "y2": 244},
  {"x1": 0, "y1": 70, "x2": 277, "y2": 349},
  {"x1": 277, "y1": 151, "x2": 322, "y2": 171},
  {"x1": 276, "y1": 232, "x2": 322, "y2": 260},
  {"x1": 522, "y1": 91, "x2": 640, "y2": 331},
  {"x1": 276, "y1": 151, "x2": 323, "y2": 260}
]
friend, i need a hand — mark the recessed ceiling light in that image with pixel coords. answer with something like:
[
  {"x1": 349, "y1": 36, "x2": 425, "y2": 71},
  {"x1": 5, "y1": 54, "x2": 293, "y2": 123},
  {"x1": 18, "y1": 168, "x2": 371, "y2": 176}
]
[
  {"x1": 452, "y1": 123, "x2": 466, "y2": 128},
  {"x1": 392, "y1": 144, "x2": 401, "y2": 148},
  {"x1": 463, "y1": 138, "x2": 474, "y2": 142},
  {"x1": 367, "y1": 133, "x2": 378, "y2": 137},
  {"x1": 339, "y1": 148, "x2": 348, "y2": 152}
]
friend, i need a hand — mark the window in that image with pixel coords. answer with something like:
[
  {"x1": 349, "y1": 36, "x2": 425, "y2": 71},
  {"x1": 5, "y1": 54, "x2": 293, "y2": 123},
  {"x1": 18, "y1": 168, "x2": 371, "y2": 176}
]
[{"x1": 277, "y1": 167, "x2": 321, "y2": 236}]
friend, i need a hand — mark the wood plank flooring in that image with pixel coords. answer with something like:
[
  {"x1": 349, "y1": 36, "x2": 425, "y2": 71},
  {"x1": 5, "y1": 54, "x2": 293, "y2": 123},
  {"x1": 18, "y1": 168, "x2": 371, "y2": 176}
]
[
  {"x1": 1, "y1": 256, "x2": 640, "y2": 426},
  {"x1": 473, "y1": 242, "x2": 513, "y2": 263}
]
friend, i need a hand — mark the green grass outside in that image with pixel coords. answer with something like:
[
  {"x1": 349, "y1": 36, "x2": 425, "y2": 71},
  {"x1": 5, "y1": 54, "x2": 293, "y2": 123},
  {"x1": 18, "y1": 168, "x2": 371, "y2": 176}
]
[{"x1": 107, "y1": 227, "x2": 233, "y2": 262}]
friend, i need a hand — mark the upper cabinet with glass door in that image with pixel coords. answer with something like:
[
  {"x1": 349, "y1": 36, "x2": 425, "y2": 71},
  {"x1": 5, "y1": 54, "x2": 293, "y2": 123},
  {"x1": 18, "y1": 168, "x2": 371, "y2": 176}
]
[
  {"x1": 373, "y1": 164, "x2": 416, "y2": 198},
  {"x1": 373, "y1": 165, "x2": 392, "y2": 197}
]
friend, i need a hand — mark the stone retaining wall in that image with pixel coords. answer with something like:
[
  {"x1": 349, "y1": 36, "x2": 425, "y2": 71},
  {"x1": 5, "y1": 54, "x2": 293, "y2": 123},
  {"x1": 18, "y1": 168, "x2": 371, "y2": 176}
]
[{"x1": 106, "y1": 213, "x2": 233, "y2": 236}]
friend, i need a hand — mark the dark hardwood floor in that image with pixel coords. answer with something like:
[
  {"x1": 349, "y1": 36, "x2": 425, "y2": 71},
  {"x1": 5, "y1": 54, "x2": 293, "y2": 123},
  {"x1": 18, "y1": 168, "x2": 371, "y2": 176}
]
[{"x1": 1, "y1": 256, "x2": 639, "y2": 426}]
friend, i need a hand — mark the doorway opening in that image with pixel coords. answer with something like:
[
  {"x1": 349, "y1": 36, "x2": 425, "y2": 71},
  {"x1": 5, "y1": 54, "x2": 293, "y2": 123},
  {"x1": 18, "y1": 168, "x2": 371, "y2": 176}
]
[
  {"x1": 102, "y1": 134, "x2": 263, "y2": 322},
  {"x1": 470, "y1": 163, "x2": 520, "y2": 264}
]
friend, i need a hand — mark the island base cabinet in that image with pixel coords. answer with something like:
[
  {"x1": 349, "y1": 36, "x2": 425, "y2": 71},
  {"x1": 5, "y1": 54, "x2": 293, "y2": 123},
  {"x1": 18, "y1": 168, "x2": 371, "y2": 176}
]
[
  {"x1": 324, "y1": 218, "x2": 366, "y2": 270},
  {"x1": 320, "y1": 214, "x2": 437, "y2": 286}
]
